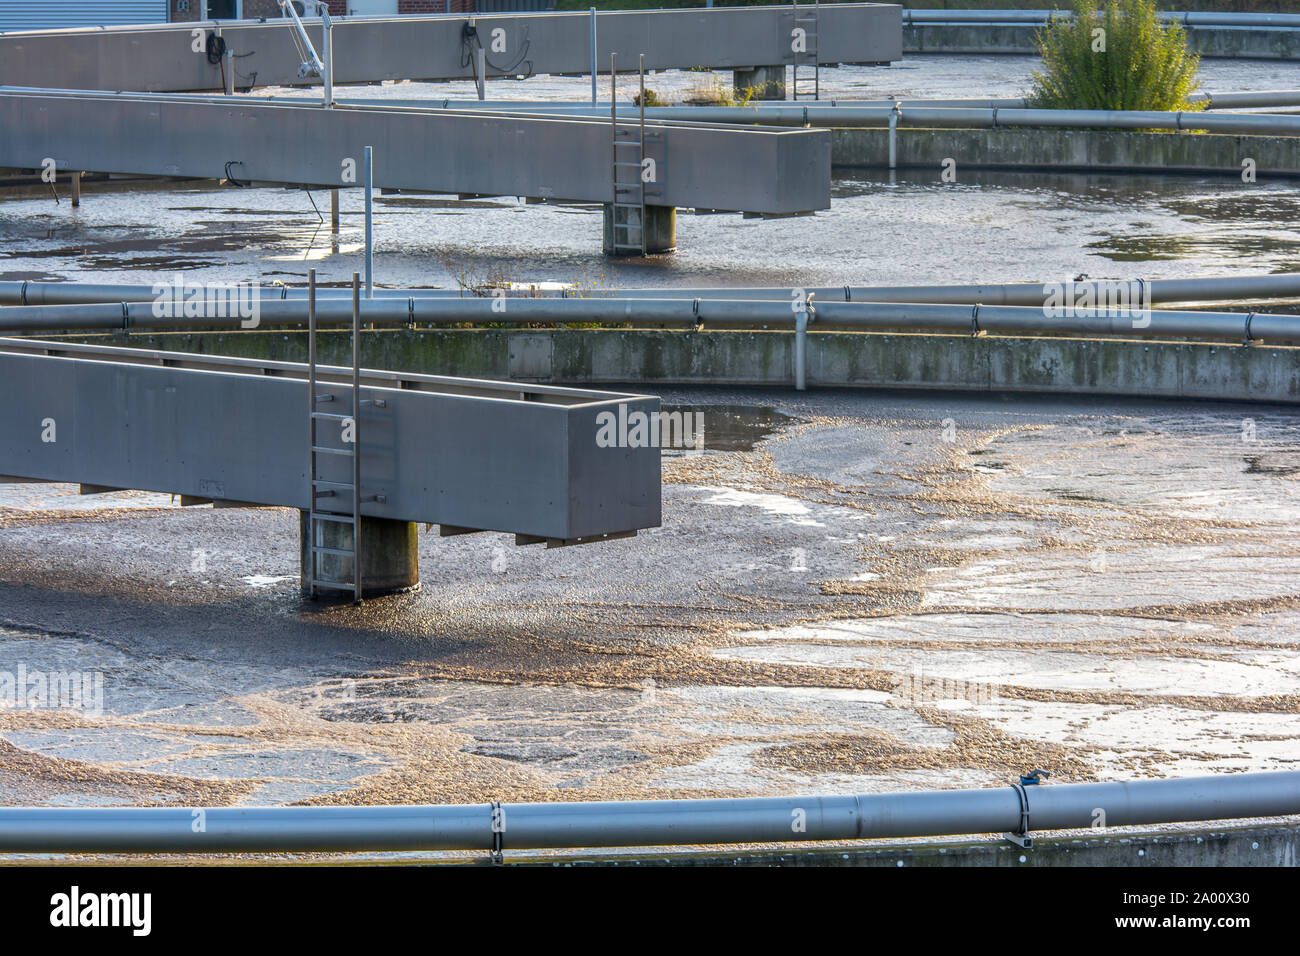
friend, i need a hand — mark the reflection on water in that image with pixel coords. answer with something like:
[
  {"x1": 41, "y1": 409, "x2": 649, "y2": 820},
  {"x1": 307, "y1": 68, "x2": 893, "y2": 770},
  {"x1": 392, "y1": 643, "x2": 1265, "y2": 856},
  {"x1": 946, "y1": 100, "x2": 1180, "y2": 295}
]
[
  {"x1": 2, "y1": 169, "x2": 1296, "y2": 292},
  {"x1": 660, "y1": 404, "x2": 794, "y2": 457},
  {"x1": 2, "y1": 56, "x2": 1298, "y2": 290}
]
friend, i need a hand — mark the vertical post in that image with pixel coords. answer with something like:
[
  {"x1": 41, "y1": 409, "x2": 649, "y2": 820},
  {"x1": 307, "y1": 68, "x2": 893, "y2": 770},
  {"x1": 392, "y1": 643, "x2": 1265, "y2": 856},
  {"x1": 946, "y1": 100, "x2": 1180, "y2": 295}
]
[
  {"x1": 794, "y1": 305, "x2": 808, "y2": 391},
  {"x1": 223, "y1": 49, "x2": 234, "y2": 95},
  {"x1": 610, "y1": 52, "x2": 616, "y2": 207},
  {"x1": 351, "y1": 272, "x2": 363, "y2": 606},
  {"x1": 476, "y1": 47, "x2": 486, "y2": 100},
  {"x1": 589, "y1": 8, "x2": 598, "y2": 107},
  {"x1": 307, "y1": 268, "x2": 317, "y2": 599},
  {"x1": 321, "y1": 9, "x2": 334, "y2": 108},
  {"x1": 639, "y1": 53, "x2": 647, "y2": 257},
  {"x1": 70, "y1": 171, "x2": 81, "y2": 208},
  {"x1": 888, "y1": 105, "x2": 899, "y2": 171},
  {"x1": 363, "y1": 145, "x2": 373, "y2": 299},
  {"x1": 330, "y1": 188, "x2": 339, "y2": 235}
]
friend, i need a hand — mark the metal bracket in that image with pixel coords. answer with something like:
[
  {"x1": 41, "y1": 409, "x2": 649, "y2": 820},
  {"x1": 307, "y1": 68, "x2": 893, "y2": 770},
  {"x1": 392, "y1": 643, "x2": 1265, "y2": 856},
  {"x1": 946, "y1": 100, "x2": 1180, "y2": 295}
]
[
  {"x1": 1004, "y1": 780, "x2": 1033, "y2": 848},
  {"x1": 971, "y1": 302, "x2": 984, "y2": 337},
  {"x1": 1004, "y1": 769, "x2": 1050, "y2": 848},
  {"x1": 489, "y1": 800, "x2": 504, "y2": 865},
  {"x1": 1243, "y1": 312, "x2": 1257, "y2": 347}
]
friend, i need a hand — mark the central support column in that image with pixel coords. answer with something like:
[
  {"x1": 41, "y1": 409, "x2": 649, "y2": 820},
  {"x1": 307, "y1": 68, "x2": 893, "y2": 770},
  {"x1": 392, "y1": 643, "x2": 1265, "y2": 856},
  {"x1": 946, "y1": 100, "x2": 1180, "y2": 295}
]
[
  {"x1": 602, "y1": 204, "x2": 677, "y2": 256},
  {"x1": 299, "y1": 511, "x2": 420, "y2": 598},
  {"x1": 733, "y1": 65, "x2": 786, "y2": 100}
]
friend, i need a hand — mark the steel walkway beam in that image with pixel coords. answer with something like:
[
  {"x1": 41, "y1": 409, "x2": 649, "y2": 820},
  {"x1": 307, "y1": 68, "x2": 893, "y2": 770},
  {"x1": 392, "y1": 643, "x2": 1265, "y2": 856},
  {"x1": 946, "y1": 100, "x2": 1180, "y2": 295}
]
[
  {"x1": 0, "y1": 340, "x2": 661, "y2": 541},
  {"x1": 0, "y1": 6, "x2": 903, "y2": 94},
  {"x1": 0, "y1": 89, "x2": 830, "y2": 215}
]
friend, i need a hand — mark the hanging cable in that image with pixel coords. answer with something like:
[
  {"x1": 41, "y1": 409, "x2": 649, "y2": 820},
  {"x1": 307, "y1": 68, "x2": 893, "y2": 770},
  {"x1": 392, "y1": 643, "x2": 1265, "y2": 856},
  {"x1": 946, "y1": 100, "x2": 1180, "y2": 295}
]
[{"x1": 460, "y1": 21, "x2": 534, "y2": 79}]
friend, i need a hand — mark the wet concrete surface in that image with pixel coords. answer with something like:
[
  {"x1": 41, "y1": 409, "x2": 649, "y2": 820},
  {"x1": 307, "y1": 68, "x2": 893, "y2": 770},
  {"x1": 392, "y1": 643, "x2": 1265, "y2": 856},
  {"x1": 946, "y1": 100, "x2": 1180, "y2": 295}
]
[{"x1": 2, "y1": 388, "x2": 1298, "y2": 807}]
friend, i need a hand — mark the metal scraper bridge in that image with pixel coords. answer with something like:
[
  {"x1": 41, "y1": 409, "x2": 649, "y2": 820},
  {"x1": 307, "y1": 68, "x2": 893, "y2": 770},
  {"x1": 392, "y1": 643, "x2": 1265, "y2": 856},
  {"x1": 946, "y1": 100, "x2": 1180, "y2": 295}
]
[{"x1": 0, "y1": 276, "x2": 662, "y2": 602}]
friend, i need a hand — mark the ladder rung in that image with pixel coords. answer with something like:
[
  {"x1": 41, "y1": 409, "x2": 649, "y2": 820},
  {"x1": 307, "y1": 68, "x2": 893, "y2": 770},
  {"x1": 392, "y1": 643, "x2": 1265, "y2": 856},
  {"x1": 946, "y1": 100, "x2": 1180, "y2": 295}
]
[
  {"x1": 311, "y1": 578, "x2": 356, "y2": 589},
  {"x1": 312, "y1": 513, "x2": 357, "y2": 525},
  {"x1": 312, "y1": 546, "x2": 355, "y2": 557},
  {"x1": 312, "y1": 479, "x2": 354, "y2": 488},
  {"x1": 311, "y1": 411, "x2": 352, "y2": 421},
  {"x1": 311, "y1": 445, "x2": 355, "y2": 456},
  {"x1": 613, "y1": 161, "x2": 643, "y2": 168}
]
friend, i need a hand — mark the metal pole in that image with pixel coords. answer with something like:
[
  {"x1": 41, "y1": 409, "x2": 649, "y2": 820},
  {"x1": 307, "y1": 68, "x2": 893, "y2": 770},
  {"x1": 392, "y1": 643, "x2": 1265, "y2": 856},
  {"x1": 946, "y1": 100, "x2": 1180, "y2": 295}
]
[
  {"x1": 475, "y1": 48, "x2": 486, "y2": 101},
  {"x1": 888, "y1": 104, "x2": 899, "y2": 170},
  {"x1": 0, "y1": 771, "x2": 1294, "y2": 854},
  {"x1": 794, "y1": 296, "x2": 809, "y2": 390},
  {"x1": 70, "y1": 171, "x2": 81, "y2": 207},
  {"x1": 330, "y1": 188, "x2": 339, "y2": 236},
  {"x1": 589, "y1": 8, "x2": 598, "y2": 108},
  {"x1": 363, "y1": 145, "x2": 373, "y2": 300},
  {"x1": 351, "y1": 272, "x2": 362, "y2": 606},
  {"x1": 321, "y1": 9, "x2": 334, "y2": 108},
  {"x1": 307, "y1": 268, "x2": 318, "y2": 600}
]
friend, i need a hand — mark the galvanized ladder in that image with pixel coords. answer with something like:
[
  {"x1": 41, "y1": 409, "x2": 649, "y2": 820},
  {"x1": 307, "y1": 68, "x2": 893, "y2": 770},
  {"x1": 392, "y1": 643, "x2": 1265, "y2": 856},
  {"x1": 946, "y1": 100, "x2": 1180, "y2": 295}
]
[
  {"x1": 791, "y1": 0, "x2": 820, "y2": 101},
  {"x1": 608, "y1": 52, "x2": 648, "y2": 257},
  {"x1": 307, "y1": 269, "x2": 364, "y2": 605}
]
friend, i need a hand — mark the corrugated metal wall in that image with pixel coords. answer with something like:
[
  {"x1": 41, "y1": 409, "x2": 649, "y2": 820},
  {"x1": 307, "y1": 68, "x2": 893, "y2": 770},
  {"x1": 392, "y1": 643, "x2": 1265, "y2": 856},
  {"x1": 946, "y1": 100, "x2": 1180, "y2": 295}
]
[{"x1": 0, "y1": 1, "x2": 169, "y2": 32}]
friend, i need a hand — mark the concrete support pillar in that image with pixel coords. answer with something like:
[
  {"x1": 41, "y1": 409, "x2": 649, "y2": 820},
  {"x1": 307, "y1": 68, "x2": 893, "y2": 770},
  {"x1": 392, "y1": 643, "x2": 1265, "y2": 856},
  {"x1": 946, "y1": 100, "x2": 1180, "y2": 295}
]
[
  {"x1": 733, "y1": 65, "x2": 786, "y2": 101},
  {"x1": 602, "y1": 204, "x2": 677, "y2": 256},
  {"x1": 70, "y1": 171, "x2": 82, "y2": 207},
  {"x1": 299, "y1": 511, "x2": 420, "y2": 598},
  {"x1": 330, "y1": 188, "x2": 340, "y2": 235}
]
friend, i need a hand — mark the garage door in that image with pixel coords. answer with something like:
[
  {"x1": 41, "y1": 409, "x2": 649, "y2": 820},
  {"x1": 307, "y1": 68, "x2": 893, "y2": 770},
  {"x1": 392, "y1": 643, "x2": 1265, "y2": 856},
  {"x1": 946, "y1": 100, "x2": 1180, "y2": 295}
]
[{"x1": 0, "y1": 1, "x2": 169, "y2": 32}]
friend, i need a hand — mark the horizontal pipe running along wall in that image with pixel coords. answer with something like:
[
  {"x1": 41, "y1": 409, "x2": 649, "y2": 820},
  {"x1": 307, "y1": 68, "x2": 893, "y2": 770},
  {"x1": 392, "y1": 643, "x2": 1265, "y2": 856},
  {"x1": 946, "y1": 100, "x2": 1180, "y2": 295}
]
[
  {"x1": 7, "y1": 274, "x2": 1300, "y2": 308},
  {"x1": 0, "y1": 771, "x2": 1295, "y2": 853},
  {"x1": 903, "y1": 22, "x2": 1300, "y2": 60},
  {"x1": 54, "y1": 327, "x2": 1300, "y2": 405},
  {"x1": 831, "y1": 128, "x2": 1300, "y2": 177}
]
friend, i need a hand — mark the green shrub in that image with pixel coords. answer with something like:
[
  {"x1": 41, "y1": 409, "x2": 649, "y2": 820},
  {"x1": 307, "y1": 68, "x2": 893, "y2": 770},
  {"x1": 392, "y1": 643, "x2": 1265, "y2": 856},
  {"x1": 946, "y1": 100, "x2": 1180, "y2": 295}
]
[
  {"x1": 633, "y1": 88, "x2": 667, "y2": 107},
  {"x1": 1029, "y1": 0, "x2": 1202, "y2": 111}
]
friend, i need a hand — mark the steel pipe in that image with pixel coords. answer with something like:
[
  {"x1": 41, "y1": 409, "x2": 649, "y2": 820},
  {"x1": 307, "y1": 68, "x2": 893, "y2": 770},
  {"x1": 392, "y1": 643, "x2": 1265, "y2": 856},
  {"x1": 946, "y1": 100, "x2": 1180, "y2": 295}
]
[
  {"x1": 605, "y1": 105, "x2": 1300, "y2": 136},
  {"x1": 0, "y1": 771, "x2": 1295, "y2": 854},
  {"x1": 3, "y1": 296, "x2": 1299, "y2": 344},
  {"x1": 7, "y1": 274, "x2": 1300, "y2": 309},
  {"x1": 902, "y1": 10, "x2": 1300, "y2": 29}
]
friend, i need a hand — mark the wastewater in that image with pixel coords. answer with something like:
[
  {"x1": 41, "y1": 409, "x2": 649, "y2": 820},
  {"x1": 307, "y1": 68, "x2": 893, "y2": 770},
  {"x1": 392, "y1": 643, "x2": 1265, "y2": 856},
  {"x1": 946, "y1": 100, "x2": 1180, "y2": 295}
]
[{"x1": 2, "y1": 56, "x2": 1299, "y2": 814}]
